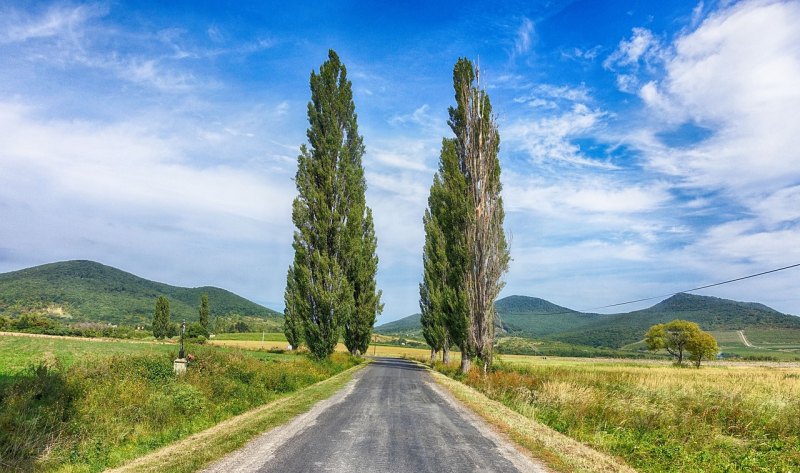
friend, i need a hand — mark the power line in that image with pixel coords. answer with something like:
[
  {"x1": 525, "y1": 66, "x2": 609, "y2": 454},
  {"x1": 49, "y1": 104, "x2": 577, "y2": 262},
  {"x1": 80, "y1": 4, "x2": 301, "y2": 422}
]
[{"x1": 578, "y1": 262, "x2": 800, "y2": 313}]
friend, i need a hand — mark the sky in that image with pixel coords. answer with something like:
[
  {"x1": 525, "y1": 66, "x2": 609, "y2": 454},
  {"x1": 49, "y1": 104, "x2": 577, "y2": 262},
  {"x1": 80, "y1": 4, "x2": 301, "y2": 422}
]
[{"x1": 1, "y1": 0, "x2": 799, "y2": 323}]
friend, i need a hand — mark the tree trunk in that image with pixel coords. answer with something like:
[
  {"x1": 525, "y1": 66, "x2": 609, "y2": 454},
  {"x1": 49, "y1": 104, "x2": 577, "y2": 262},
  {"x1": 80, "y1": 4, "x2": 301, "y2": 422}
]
[
  {"x1": 443, "y1": 346, "x2": 450, "y2": 364},
  {"x1": 350, "y1": 348, "x2": 358, "y2": 357},
  {"x1": 460, "y1": 355, "x2": 471, "y2": 374},
  {"x1": 430, "y1": 348, "x2": 437, "y2": 363}
]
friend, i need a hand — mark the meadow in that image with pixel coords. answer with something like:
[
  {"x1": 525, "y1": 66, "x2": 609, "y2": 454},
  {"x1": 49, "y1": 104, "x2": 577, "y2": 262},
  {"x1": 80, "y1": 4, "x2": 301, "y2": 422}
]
[
  {"x1": 435, "y1": 356, "x2": 800, "y2": 472},
  {"x1": 0, "y1": 333, "x2": 359, "y2": 472},
  {"x1": 209, "y1": 332, "x2": 440, "y2": 359}
]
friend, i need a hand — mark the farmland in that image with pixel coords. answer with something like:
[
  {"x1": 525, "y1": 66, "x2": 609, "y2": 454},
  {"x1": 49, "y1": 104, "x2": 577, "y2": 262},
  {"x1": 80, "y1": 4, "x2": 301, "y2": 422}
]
[{"x1": 435, "y1": 356, "x2": 800, "y2": 472}]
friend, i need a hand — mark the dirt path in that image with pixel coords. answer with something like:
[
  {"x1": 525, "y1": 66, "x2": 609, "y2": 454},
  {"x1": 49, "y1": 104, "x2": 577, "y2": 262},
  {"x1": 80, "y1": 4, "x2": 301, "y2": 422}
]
[{"x1": 738, "y1": 330, "x2": 755, "y2": 348}]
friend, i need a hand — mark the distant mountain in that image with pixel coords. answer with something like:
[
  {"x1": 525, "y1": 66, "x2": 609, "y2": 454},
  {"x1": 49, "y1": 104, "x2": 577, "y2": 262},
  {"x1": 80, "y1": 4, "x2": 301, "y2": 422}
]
[
  {"x1": 376, "y1": 293, "x2": 800, "y2": 349},
  {"x1": 551, "y1": 293, "x2": 800, "y2": 348},
  {"x1": 495, "y1": 295, "x2": 608, "y2": 337},
  {"x1": 0, "y1": 260, "x2": 281, "y2": 326},
  {"x1": 375, "y1": 313, "x2": 423, "y2": 337}
]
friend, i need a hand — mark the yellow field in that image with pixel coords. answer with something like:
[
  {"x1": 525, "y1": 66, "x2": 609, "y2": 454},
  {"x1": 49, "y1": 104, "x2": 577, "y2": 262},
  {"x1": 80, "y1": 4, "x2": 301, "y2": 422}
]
[
  {"x1": 435, "y1": 354, "x2": 800, "y2": 472},
  {"x1": 208, "y1": 339, "x2": 445, "y2": 359}
]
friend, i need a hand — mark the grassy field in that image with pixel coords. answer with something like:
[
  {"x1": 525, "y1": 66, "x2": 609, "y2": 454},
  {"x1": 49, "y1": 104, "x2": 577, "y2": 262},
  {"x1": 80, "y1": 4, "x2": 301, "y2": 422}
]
[
  {"x1": 0, "y1": 333, "x2": 359, "y2": 472},
  {"x1": 209, "y1": 337, "x2": 439, "y2": 359},
  {"x1": 212, "y1": 332, "x2": 289, "y2": 342},
  {"x1": 624, "y1": 329, "x2": 800, "y2": 361},
  {"x1": 434, "y1": 356, "x2": 800, "y2": 472},
  {"x1": 0, "y1": 334, "x2": 175, "y2": 377}
]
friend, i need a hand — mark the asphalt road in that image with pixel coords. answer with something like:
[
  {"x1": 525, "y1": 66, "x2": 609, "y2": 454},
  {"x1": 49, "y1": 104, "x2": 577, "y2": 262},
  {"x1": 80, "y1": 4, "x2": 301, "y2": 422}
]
[{"x1": 204, "y1": 357, "x2": 546, "y2": 473}]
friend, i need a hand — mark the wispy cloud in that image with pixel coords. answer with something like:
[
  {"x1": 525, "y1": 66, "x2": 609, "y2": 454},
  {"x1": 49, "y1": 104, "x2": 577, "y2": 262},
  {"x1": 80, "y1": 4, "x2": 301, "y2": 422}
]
[
  {"x1": 0, "y1": 3, "x2": 108, "y2": 43},
  {"x1": 513, "y1": 17, "x2": 535, "y2": 57}
]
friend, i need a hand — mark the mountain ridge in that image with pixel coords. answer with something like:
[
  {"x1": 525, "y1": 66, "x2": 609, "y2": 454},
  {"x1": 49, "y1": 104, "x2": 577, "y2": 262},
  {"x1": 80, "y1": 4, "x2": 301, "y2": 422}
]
[
  {"x1": 377, "y1": 293, "x2": 800, "y2": 348},
  {"x1": 0, "y1": 260, "x2": 280, "y2": 326}
]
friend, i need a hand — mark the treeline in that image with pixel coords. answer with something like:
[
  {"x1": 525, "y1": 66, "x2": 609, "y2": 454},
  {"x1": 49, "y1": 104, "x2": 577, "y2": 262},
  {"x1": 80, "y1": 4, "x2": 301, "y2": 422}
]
[
  {"x1": 283, "y1": 51, "x2": 382, "y2": 359},
  {"x1": 419, "y1": 59, "x2": 510, "y2": 374},
  {"x1": 0, "y1": 314, "x2": 149, "y2": 339}
]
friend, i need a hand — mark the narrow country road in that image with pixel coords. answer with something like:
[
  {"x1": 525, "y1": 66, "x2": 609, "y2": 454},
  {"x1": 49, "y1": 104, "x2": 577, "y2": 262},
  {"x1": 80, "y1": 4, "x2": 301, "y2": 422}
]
[{"x1": 204, "y1": 357, "x2": 546, "y2": 473}]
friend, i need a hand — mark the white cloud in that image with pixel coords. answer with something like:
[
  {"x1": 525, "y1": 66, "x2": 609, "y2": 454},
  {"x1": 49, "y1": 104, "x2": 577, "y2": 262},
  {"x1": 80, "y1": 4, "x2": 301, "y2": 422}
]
[
  {"x1": 635, "y1": 0, "x2": 800, "y2": 192},
  {"x1": 514, "y1": 18, "x2": 535, "y2": 56},
  {"x1": 604, "y1": 27, "x2": 662, "y2": 69},
  {"x1": 505, "y1": 103, "x2": 614, "y2": 168},
  {"x1": 0, "y1": 3, "x2": 107, "y2": 43}
]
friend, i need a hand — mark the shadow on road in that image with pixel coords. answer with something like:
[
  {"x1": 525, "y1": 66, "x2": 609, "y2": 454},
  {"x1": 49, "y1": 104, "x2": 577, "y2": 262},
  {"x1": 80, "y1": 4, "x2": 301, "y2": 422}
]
[{"x1": 365, "y1": 357, "x2": 429, "y2": 372}]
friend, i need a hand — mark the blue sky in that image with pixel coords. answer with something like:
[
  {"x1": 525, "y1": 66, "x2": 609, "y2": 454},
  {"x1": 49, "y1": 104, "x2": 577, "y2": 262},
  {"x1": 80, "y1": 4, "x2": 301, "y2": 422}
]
[{"x1": 1, "y1": 0, "x2": 799, "y2": 322}]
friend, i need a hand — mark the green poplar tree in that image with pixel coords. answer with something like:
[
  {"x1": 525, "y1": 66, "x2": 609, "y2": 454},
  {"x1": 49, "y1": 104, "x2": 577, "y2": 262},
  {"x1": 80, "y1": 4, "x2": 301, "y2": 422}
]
[
  {"x1": 419, "y1": 180, "x2": 450, "y2": 362},
  {"x1": 152, "y1": 296, "x2": 170, "y2": 340},
  {"x1": 423, "y1": 59, "x2": 508, "y2": 374},
  {"x1": 285, "y1": 49, "x2": 380, "y2": 359},
  {"x1": 199, "y1": 294, "x2": 210, "y2": 330},
  {"x1": 283, "y1": 266, "x2": 303, "y2": 350},
  {"x1": 344, "y1": 207, "x2": 383, "y2": 355}
]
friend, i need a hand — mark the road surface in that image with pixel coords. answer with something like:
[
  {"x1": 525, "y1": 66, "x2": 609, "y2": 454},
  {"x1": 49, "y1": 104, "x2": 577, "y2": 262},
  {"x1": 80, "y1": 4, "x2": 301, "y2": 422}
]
[{"x1": 204, "y1": 357, "x2": 547, "y2": 473}]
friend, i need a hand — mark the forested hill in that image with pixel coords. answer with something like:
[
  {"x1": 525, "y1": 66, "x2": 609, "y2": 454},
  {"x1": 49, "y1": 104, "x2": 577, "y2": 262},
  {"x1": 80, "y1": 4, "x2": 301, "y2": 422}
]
[
  {"x1": 551, "y1": 293, "x2": 800, "y2": 348},
  {"x1": 376, "y1": 293, "x2": 800, "y2": 348},
  {"x1": 0, "y1": 260, "x2": 281, "y2": 325}
]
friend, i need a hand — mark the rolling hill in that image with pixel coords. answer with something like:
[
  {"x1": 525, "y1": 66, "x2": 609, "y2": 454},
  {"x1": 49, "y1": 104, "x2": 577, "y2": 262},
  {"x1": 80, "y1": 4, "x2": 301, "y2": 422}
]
[
  {"x1": 376, "y1": 293, "x2": 800, "y2": 349},
  {"x1": 550, "y1": 293, "x2": 800, "y2": 348},
  {"x1": 0, "y1": 260, "x2": 281, "y2": 326}
]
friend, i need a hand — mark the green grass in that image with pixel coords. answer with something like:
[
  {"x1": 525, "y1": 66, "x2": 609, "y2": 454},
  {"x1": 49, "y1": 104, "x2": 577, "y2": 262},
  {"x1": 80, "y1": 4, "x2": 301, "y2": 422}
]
[
  {"x1": 435, "y1": 358, "x2": 800, "y2": 472},
  {"x1": 107, "y1": 362, "x2": 367, "y2": 473},
  {"x1": 0, "y1": 335, "x2": 176, "y2": 376},
  {"x1": 212, "y1": 332, "x2": 288, "y2": 342},
  {"x1": 745, "y1": 328, "x2": 800, "y2": 346},
  {"x1": 0, "y1": 334, "x2": 360, "y2": 472}
]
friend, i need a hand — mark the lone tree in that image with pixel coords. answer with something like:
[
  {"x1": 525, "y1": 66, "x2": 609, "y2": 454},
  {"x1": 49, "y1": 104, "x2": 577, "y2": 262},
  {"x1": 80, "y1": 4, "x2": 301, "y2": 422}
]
[
  {"x1": 284, "y1": 49, "x2": 381, "y2": 359},
  {"x1": 687, "y1": 330, "x2": 719, "y2": 367},
  {"x1": 646, "y1": 320, "x2": 717, "y2": 366},
  {"x1": 152, "y1": 296, "x2": 170, "y2": 340},
  {"x1": 199, "y1": 294, "x2": 210, "y2": 330}
]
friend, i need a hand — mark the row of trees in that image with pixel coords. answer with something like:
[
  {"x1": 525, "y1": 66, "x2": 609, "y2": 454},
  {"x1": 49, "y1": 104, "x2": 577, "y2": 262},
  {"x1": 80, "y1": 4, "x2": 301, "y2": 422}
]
[
  {"x1": 645, "y1": 320, "x2": 719, "y2": 367},
  {"x1": 419, "y1": 59, "x2": 510, "y2": 374},
  {"x1": 152, "y1": 294, "x2": 211, "y2": 340},
  {"x1": 283, "y1": 50, "x2": 383, "y2": 359}
]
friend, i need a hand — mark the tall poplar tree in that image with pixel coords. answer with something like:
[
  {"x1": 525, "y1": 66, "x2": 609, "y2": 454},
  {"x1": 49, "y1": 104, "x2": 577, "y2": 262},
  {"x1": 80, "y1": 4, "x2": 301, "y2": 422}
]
[
  {"x1": 420, "y1": 181, "x2": 449, "y2": 362},
  {"x1": 422, "y1": 59, "x2": 508, "y2": 373},
  {"x1": 199, "y1": 294, "x2": 210, "y2": 330},
  {"x1": 152, "y1": 296, "x2": 170, "y2": 340},
  {"x1": 283, "y1": 266, "x2": 303, "y2": 350},
  {"x1": 451, "y1": 58, "x2": 509, "y2": 373},
  {"x1": 420, "y1": 139, "x2": 468, "y2": 365},
  {"x1": 285, "y1": 49, "x2": 380, "y2": 359}
]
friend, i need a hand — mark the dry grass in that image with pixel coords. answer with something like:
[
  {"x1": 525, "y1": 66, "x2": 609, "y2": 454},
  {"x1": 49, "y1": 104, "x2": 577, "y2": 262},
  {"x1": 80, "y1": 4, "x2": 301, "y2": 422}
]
[
  {"x1": 429, "y1": 368, "x2": 635, "y2": 473},
  {"x1": 209, "y1": 339, "x2": 443, "y2": 359},
  {"x1": 434, "y1": 356, "x2": 800, "y2": 472}
]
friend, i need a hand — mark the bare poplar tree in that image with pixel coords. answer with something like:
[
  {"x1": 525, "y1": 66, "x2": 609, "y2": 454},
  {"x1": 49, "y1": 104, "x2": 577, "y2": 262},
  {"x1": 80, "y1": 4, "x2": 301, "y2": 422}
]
[{"x1": 453, "y1": 59, "x2": 509, "y2": 374}]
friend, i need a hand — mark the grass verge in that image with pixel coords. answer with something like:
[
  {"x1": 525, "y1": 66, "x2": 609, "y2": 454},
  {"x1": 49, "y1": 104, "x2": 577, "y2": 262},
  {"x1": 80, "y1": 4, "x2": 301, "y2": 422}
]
[
  {"x1": 0, "y1": 338, "x2": 360, "y2": 472},
  {"x1": 427, "y1": 368, "x2": 635, "y2": 473},
  {"x1": 105, "y1": 361, "x2": 367, "y2": 473}
]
